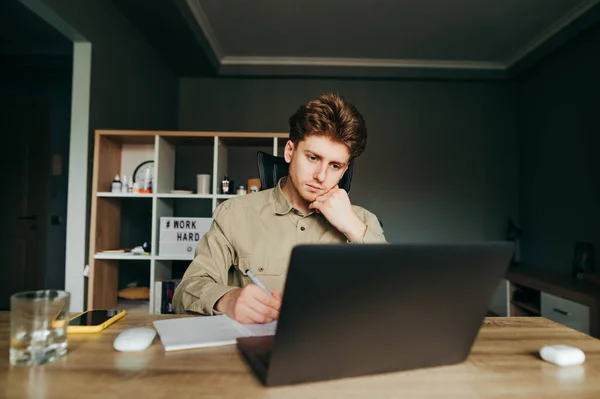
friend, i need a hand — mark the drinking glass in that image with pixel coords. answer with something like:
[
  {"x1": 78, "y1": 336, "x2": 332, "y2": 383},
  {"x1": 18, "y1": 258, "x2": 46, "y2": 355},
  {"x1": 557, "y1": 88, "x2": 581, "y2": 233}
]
[{"x1": 10, "y1": 290, "x2": 70, "y2": 366}]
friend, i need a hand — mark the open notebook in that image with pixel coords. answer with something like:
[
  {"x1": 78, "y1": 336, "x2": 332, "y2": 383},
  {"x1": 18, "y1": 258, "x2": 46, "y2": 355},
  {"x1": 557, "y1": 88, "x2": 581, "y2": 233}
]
[{"x1": 153, "y1": 315, "x2": 278, "y2": 351}]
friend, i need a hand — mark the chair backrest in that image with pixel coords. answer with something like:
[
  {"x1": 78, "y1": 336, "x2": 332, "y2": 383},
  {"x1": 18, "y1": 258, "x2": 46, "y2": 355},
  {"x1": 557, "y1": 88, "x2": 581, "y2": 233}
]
[{"x1": 256, "y1": 151, "x2": 353, "y2": 192}]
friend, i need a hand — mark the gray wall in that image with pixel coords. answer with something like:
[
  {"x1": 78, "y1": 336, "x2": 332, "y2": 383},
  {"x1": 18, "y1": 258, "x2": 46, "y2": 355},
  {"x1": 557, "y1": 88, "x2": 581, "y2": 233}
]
[
  {"x1": 43, "y1": 0, "x2": 179, "y2": 132},
  {"x1": 179, "y1": 78, "x2": 518, "y2": 243},
  {"x1": 517, "y1": 23, "x2": 600, "y2": 274}
]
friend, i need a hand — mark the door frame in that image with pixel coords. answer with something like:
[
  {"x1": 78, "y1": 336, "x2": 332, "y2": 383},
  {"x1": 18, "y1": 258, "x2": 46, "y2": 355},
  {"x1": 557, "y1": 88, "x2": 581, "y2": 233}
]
[{"x1": 20, "y1": 0, "x2": 91, "y2": 312}]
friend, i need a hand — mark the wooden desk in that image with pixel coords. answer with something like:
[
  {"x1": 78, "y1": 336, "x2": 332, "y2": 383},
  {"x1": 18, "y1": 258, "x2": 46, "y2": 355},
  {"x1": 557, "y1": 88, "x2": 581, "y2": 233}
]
[{"x1": 1, "y1": 313, "x2": 599, "y2": 399}]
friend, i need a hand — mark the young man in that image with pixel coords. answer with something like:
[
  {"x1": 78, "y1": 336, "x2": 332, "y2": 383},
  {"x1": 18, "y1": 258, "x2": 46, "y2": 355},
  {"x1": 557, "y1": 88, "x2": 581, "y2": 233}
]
[{"x1": 173, "y1": 93, "x2": 387, "y2": 323}]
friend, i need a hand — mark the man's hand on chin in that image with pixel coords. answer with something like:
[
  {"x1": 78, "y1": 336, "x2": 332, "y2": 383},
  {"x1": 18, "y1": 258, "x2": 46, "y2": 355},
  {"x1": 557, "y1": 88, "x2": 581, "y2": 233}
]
[{"x1": 308, "y1": 185, "x2": 367, "y2": 242}]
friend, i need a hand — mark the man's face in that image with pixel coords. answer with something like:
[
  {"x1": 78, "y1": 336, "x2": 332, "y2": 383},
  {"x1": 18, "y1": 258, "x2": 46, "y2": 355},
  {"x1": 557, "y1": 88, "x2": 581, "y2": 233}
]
[{"x1": 284, "y1": 135, "x2": 350, "y2": 203}]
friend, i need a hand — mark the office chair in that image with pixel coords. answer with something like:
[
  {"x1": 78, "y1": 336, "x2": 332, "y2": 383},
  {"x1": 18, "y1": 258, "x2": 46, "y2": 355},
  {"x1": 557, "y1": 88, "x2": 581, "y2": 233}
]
[{"x1": 256, "y1": 151, "x2": 354, "y2": 192}]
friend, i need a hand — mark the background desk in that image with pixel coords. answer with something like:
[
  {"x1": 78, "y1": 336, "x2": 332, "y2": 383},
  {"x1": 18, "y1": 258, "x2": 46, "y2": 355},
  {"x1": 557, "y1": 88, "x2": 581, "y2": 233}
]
[
  {"x1": 489, "y1": 266, "x2": 600, "y2": 338},
  {"x1": 1, "y1": 313, "x2": 599, "y2": 399}
]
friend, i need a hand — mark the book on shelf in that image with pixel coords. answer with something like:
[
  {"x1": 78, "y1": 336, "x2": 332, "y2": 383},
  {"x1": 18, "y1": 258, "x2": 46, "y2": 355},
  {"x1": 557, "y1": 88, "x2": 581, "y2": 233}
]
[{"x1": 154, "y1": 279, "x2": 181, "y2": 314}]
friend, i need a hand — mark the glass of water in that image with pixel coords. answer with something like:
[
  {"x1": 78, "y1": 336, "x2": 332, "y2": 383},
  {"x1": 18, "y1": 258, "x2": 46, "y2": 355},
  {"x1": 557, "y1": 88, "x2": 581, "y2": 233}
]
[{"x1": 10, "y1": 290, "x2": 70, "y2": 366}]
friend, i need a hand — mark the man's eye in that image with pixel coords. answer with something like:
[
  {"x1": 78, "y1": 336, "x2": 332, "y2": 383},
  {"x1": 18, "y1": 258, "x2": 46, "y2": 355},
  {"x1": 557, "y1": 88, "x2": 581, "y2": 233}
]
[
  {"x1": 332, "y1": 164, "x2": 340, "y2": 170},
  {"x1": 309, "y1": 156, "x2": 317, "y2": 161}
]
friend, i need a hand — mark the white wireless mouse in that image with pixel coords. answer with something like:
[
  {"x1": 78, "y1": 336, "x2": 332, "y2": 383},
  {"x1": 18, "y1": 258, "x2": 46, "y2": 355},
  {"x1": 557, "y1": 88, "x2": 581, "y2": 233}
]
[
  {"x1": 540, "y1": 345, "x2": 585, "y2": 367},
  {"x1": 113, "y1": 327, "x2": 157, "y2": 352}
]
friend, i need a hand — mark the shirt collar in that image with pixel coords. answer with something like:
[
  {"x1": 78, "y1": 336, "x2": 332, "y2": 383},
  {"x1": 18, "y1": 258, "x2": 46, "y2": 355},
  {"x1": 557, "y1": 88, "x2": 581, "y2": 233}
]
[
  {"x1": 272, "y1": 177, "x2": 319, "y2": 217},
  {"x1": 272, "y1": 177, "x2": 294, "y2": 215}
]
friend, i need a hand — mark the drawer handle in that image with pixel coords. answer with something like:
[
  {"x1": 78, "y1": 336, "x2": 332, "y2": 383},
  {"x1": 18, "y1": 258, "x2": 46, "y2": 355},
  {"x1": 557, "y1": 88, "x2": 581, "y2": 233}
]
[{"x1": 553, "y1": 308, "x2": 571, "y2": 316}]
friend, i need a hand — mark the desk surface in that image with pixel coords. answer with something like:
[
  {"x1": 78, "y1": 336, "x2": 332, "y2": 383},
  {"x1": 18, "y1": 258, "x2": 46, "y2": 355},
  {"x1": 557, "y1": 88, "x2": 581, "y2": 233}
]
[{"x1": 1, "y1": 313, "x2": 599, "y2": 399}]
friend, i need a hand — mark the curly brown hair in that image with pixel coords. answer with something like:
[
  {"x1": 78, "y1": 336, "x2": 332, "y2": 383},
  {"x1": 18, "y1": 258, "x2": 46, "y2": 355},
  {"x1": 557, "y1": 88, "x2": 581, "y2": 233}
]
[{"x1": 288, "y1": 93, "x2": 367, "y2": 160}]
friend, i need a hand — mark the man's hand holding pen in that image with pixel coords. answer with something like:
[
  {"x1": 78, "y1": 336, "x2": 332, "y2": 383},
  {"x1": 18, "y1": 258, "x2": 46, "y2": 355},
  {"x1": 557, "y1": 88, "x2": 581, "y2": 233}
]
[{"x1": 216, "y1": 283, "x2": 282, "y2": 324}]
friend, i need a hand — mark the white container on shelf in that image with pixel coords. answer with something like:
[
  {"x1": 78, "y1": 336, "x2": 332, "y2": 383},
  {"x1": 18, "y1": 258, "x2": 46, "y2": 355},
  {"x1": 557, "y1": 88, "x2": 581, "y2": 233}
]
[
  {"x1": 196, "y1": 174, "x2": 211, "y2": 194},
  {"x1": 158, "y1": 217, "x2": 213, "y2": 257}
]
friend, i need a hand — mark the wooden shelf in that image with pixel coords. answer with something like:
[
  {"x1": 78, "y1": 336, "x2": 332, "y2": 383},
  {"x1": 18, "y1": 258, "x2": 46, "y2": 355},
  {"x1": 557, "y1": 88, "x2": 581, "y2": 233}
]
[
  {"x1": 154, "y1": 255, "x2": 194, "y2": 261},
  {"x1": 96, "y1": 193, "x2": 243, "y2": 199},
  {"x1": 154, "y1": 193, "x2": 243, "y2": 199},
  {"x1": 88, "y1": 130, "x2": 286, "y2": 313},
  {"x1": 155, "y1": 193, "x2": 213, "y2": 199},
  {"x1": 94, "y1": 253, "x2": 151, "y2": 260},
  {"x1": 94, "y1": 254, "x2": 195, "y2": 261},
  {"x1": 97, "y1": 192, "x2": 152, "y2": 198}
]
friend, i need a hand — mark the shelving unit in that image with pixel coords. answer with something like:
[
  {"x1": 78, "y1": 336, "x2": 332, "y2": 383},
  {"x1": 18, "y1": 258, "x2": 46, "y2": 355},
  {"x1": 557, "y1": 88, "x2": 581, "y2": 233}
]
[{"x1": 88, "y1": 130, "x2": 288, "y2": 313}]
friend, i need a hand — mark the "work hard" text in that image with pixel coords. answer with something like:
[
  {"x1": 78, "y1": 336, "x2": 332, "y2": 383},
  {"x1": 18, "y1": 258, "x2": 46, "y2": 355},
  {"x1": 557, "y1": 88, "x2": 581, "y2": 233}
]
[
  {"x1": 177, "y1": 232, "x2": 201, "y2": 241},
  {"x1": 169, "y1": 220, "x2": 197, "y2": 229}
]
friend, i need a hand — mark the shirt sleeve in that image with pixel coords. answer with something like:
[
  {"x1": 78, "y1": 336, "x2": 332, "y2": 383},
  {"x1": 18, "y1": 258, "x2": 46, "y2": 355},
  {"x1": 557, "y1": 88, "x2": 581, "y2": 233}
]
[
  {"x1": 172, "y1": 203, "x2": 237, "y2": 315},
  {"x1": 348, "y1": 206, "x2": 388, "y2": 244}
]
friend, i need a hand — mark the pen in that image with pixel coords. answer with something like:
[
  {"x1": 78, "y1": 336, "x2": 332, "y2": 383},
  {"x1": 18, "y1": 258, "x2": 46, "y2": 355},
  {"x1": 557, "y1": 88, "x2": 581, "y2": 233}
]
[{"x1": 245, "y1": 269, "x2": 273, "y2": 297}]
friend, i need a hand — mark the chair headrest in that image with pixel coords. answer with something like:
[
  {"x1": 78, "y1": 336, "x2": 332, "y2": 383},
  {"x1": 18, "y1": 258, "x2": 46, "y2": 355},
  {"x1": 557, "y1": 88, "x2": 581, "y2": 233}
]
[{"x1": 256, "y1": 151, "x2": 353, "y2": 193}]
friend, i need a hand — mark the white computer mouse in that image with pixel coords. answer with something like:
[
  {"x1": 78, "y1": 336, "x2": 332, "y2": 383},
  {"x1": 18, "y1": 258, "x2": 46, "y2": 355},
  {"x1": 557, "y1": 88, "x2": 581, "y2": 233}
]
[
  {"x1": 113, "y1": 327, "x2": 157, "y2": 352},
  {"x1": 540, "y1": 344, "x2": 585, "y2": 367}
]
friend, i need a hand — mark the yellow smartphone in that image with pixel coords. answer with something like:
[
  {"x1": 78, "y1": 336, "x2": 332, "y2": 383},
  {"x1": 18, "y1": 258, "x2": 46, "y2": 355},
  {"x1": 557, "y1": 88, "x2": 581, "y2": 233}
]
[{"x1": 67, "y1": 309, "x2": 127, "y2": 333}]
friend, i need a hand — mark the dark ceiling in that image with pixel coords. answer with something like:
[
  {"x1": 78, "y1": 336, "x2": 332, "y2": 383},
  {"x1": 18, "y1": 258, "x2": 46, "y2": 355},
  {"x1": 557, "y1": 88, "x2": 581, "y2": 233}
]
[
  {"x1": 112, "y1": 0, "x2": 217, "y2": 77},
  {"x1": 111, "y1": 0, "x2": 600, "y2": 79},
  {"x1": 4, "y1": 0, "x2": 600, "y2": 80}
]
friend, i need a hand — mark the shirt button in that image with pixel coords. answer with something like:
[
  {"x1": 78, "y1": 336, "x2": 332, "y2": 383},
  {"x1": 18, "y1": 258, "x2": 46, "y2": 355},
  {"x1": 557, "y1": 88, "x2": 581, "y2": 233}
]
[
  {"x1": 300, "y1": 226, "x2": 305, "y2": 231},
  {"x1": 258, "y1": 267, "x2": 264, "y2": 272}
]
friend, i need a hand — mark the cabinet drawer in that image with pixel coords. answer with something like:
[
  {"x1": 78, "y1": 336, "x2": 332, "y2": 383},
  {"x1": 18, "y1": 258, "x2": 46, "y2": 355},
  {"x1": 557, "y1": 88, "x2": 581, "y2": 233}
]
[{"x1": 541, "y1": 292, "x2": 589, "y2": 334}]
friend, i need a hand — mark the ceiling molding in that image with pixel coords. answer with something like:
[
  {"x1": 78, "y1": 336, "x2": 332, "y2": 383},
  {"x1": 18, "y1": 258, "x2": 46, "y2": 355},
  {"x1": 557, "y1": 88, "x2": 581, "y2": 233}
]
[
  {"x1": 219, "y1": 63, "x2": 509, "y2": 81},
  {"x1": 186, "y1": 0, "x2": 223, "y2": 61},
  {"x1": 219, "y1": 56, "x2": 507, "y2": 79},
  {"x1": 221, "y1": 56, "x2": 505, "y2": 71},
  {"x1": 186, "y1": 0, "x2": 600, "y2": 79},
  {"x1": 504, "y1": 0, "x2": 600, "y2": 67}
]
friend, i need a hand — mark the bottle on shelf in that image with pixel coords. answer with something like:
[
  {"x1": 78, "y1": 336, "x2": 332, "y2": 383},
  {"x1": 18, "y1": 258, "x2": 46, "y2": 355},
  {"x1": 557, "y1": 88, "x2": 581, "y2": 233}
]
[
  {"x1": 221, "y1": 175, "x2": 230, "y2": 194},
  {"x1": 111, "y1": 175, "x2": 122, "y2": 193},
  {"x1": 121, "y1": 175, "x2": 128, "y2": 193},
  {"x1": 141, "y1": 168, "x2": 152, "y2": 194}
]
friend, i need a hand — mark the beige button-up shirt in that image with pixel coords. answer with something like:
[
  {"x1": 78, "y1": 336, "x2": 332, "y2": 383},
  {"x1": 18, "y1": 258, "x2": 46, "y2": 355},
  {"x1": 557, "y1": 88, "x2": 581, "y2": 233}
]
[{"x1": 173, "y1": 177, "x2": 387, "y2": 314}]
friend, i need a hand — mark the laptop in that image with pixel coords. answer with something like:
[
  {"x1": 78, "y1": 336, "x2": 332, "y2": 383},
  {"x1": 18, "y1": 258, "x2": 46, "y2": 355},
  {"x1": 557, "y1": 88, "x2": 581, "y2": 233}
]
[{"x1": 236, "y1": 242, "x2": 514, "y2": 386}]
